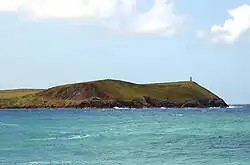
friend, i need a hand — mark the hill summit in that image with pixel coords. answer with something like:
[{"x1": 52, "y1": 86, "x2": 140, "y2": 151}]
[{"x1": 0, "y1": 79, "x2": 228, "y2": 109}]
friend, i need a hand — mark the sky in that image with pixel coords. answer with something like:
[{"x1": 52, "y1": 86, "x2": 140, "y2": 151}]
[{"x1": 1, "y1": 0, "x2": 250, "y2": 104}]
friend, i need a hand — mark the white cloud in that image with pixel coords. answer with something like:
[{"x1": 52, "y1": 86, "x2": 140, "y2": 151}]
[
  {"x1": 0, "y1": 0, "x2": 135, "y2": 19},
  {"x1": 202, "y1": 4, "x2": 250, "y2": 44},
  {"x1": 0, "y1": 0, "x2": 182, "y2": 36},
  {"x1": 125, "y1": 0, "x2": 183, "y2": 36},
  {"x1": 0, "y1": 0, "x2": 25, "y2": 12}
]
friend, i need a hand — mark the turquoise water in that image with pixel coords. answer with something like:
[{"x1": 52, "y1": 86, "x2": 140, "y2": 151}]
[{"x1": 0, "y1": 107, "x2": 250, "y2": 165}]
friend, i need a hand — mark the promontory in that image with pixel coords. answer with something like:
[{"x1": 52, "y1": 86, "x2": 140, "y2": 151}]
[{"x1": 0, "y1": 79, "x2": 228, "y2": 109}]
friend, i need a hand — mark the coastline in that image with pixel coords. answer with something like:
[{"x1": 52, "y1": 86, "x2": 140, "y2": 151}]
[{"x1": 0, "y1": 98, "x2": 228, "y2": 109}]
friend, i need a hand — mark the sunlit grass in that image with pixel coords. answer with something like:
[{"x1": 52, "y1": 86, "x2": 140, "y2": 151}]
[
  {"x1": 0, "y1": 89, "x2": 43, "y2": 99},
  {"x1": 0, "y1": 79, "x2": 221, "y2": 108}
]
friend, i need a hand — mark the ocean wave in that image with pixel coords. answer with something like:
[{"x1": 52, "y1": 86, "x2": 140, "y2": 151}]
[
  {"x1": 18, "y1": 160, "x2": 86, "y2": 165},
  {"x1": 113, "y1": 107, "x2": 130, "y2": 110},
  {"x1": 228, "y1": 105, "x2": 243, "y2": 109},
  {"x1": 165, "y1": 127, "x2": 189, "y2": 133},
  {"x1": 30, "y1": 134, "x2": 90, "y2": 141},
  {"x1": 208, "y1": 107, "x2": 218, "y2": 109},
  {"x1": 63, "y1": 134, "x2": 90, "y2": 140},
  {"x1": 113, "y1": 107, "x2": 135, "y2": 110},
  {"x1": 0, "y1": 122, "x2": 19, "y2": 127},
  {"x1": 171, "y1": 113, "x2": 184, "y2": 117},
  {"x1": 30, "y1": 137, "x2": 57, "y2": 141}
]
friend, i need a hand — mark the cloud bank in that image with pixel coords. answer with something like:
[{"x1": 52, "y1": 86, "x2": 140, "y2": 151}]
[
  {"x1": 0, "y1": 0, "x2": 183, "y2": 36},
  {"x1": 198, "y1": 4, "x2": 250, "y2": 44}
]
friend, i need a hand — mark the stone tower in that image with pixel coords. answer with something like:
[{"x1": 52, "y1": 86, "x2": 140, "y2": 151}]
[{"x1": 190, "y1": 77, "x2": 193, "y2": 82}]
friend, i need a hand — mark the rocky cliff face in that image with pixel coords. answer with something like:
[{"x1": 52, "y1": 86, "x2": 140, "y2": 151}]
[
  {"x1": 37, "y1": 83, "x2": 109, "y2": 100},
  {"x1": 4, "y1": 97, "x2": 227, "y2": 109},
  {"x1": 78, "y1": 98, "x2": 228, "y2": 109}
]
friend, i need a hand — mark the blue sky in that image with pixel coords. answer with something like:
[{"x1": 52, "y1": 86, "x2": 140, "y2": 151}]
[{"x1": 1, "y1": 0, "x2": 250, "y2": 104}]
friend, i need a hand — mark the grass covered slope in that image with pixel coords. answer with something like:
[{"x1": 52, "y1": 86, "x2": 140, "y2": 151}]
[
  {"x1": 39, "y1": 79, "x2": 219, "y2": 101},
  {"x1": 0, "y1": 89, "x2": 43, "y2": 99},
  {"x1": 0, "y1": 79, "x2": 228, "y2": 108}
]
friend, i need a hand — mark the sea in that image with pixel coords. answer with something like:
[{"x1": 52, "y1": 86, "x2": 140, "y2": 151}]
[{"x1": 0, "y1": 105, "x2": 250, "y2": 165}]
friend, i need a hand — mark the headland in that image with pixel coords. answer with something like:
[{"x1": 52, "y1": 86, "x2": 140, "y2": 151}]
[{"x1": 0, "y1": 79, "x2": 228, "y2": 109}]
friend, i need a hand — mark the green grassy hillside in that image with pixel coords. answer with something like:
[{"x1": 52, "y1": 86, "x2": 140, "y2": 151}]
[
  {"x1": 38, "y1": 79, "x2": 220, "y2": 101},
  {"x1": 0, "y1": 79, "x2": 227, "y2": 108},
  {"x1": 0, "y1": 89, "x2": 43, "y2": 99}
]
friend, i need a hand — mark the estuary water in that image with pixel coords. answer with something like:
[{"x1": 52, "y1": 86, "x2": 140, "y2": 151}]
[{"x1": 0, "y1": 106, "x2": 250, "y2": 165}]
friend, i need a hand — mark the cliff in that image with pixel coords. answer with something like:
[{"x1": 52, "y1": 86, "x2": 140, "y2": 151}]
[{"x1": 0, "y1": 79, "x2": 228, "y2": 109}]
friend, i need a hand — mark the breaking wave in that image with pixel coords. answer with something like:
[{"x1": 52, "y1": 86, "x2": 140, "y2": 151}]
[
  {"x1": 0, "y1": 122, "x2": 19, "y2": 127},
  {"x1": 30, "y1": 134, "x2": 90, "y2": 141},
  {"x1": 228, "y1": 105, "x2": 243, "y2": 109},
  {"x1": 113, "y1": 107, "x2": 131, "y2": 110},
  {"x1": 18, "y1": 160, "x2": 86, "y2": 165}
]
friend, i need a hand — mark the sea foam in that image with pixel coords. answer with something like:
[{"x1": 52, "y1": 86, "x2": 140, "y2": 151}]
[
  {"x1": 0, "y1": 122, "x2": 19, "y2": 127},
  {"x1": 30, "y1": 134, "x2": 90, "y2": 141}
]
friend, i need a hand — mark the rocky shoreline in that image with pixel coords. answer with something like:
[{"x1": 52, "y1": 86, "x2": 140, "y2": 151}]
[{"x1": 0, "y1": 97, "x2": 228, "y2": 109}]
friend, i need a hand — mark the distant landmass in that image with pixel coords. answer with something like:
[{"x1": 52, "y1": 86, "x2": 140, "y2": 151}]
[{"x1": 0, "y1": 79, "x2": 228, "y2": 109}]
